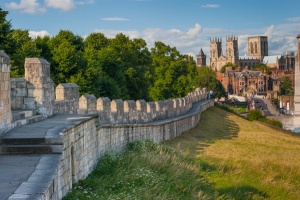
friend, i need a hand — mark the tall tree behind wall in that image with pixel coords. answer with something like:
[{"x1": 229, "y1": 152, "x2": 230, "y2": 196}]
[
  {"x1": 149, "y1": 41, "x2": 197, "y2": 101},
  {"x1": 48, "y1": 30, "x2": 87, "y2": 84},
  {"x1": 196, "y1": 66, "x2": 226, "y2": 99},
  {"x1": 10, "y1": 29, "x2": 41, "y2": 77},
  {"x1": 110, "y1": 34, "x2": 153, "y2": 100},
  {"x1": 0, "y1": 7, "x2": 13, "y2": 54}
]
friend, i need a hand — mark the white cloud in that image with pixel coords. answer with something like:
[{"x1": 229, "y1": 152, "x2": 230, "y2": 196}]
[
  {"x1": 29, "y1": 30, "x2": 50, "y2": 38},
  {"x1": 76, "y1": 0, "x2": 94, "y2": 5},
  {"x1": 6, "y1": 0, "x2": 94, "y2": 13},
  {"x1": 6, "y1": 0, "x2": 46, "y2": 14},
  {"x1": 93, "y1": 23, "x2": 204, "y2": 58},
  {"x1": 202, "y1": 4, "x2": 220, "y2": 8},
  {"x1": 287, "y1": 17, "x2": 300, "y2": 22},
  {"x1": 45, "y1": 0, "x2": 75, "y2": 11},
  {"x1": 101, "y1": 17, "x2": 130, "y2": 21}
]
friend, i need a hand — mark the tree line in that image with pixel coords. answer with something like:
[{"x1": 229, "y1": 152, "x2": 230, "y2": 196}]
[{"x1": 0, "y1": 7, "x2": 226, "y2": 101}]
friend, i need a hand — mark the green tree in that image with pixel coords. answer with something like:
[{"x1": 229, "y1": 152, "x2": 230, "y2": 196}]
[
  {"x1": 80, "y1": 32, "x2": 109, "y2": 96},
  {"x1": 0, "y1": 7, "x2": 13, "y2": 54},
  {"x1": 149, "y1": 42, "x2": 197, "y2": 101},
  {"x1": 10, "y1": 29, "x2": 41, "y2": 77},
  {"x1": 110, "y1": 34, "x2": 153, "y2": 100},
  {"x1": 220, "y1": 63, "x2": 236, "y2": 73},
  {"x1": 196, "y1": 66, "x2": 226, "y2": 99},
  {"x1": 48, "y1": 30, "x2": 86, "y2": 84},
  {"x1": 34, "y1": 35, "x2": 52, "y2": 63},
  {"x1": 253, "y1": 63, "x2": 271, "y2": 75},
  {"x1": 280, "y1": 76, "x2": 293, "y2": 95}
]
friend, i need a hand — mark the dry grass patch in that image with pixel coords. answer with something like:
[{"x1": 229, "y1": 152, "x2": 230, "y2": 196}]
[{"x1": 165, "y1": 107, "x2": 300, "y2": 200}]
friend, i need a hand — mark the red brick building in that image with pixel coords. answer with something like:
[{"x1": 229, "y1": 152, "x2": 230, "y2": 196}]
[{"x1": 218, "y1": 67, "x2": 269, "y2": 95}]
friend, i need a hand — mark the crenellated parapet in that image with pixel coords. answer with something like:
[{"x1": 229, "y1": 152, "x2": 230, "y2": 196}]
[
  {"x1": 0, "y1": 51, "x2": 210, "y2": 135},
  {"x1": 54, "y1": 83, "x2": 79, "y2": 114},
  {"x1": 78, "y1": 94, "x2": 97, "y2": 114},
  {"x1": 24, "y1": 58, "x2": 55, "y2": 116},
  {"x1": 96, "y1": 88, "x2": 208, "y2": 125}
]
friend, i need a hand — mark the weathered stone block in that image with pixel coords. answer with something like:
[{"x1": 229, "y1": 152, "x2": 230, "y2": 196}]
[{"x1": 97, "y1": 97, "x2": 111, "y2": 112}]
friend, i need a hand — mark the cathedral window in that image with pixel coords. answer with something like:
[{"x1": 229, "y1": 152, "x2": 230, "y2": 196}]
[
  {"x1": 250, "y1": 42, "x2": 254, "y2": 54},
  {"x1": 255, "y1": 42, "x2": 258, "y2": 54}
]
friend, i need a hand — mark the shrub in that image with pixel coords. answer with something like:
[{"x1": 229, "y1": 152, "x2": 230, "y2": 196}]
[
  {"x1": 246, "y1": 109, "x2": 264, "y2": 121},
  {"x1": 266, "y1": 118, "x2": 283, "y2": 128}
]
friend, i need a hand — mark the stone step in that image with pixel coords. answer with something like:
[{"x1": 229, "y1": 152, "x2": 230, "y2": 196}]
[
  {"x1": 12, "y1": 110, "x2": 37, "y2": 121},
  {"x1": 0, "y1": 144, "x2": 63, "y2": 154},
  {"x1": 9, "y1": 115, "x2": 47, "y2": 130},
  {"x1": 0, "y1": 138, "x2": 46, "y2": 145}
]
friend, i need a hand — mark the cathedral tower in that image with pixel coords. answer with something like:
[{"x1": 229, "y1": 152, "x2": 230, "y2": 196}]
[
  {"x1": 197, "y1": 48, "x2": 206, "y2": 67},
  {"x1": 226, "y1": 36, "x2": 239, "y2": 63},
  {"x1": 248, "y1": 36, "x2": 268, "y2": 61},
  {"x1": 210, "y1": 38, "x2": 222, "y2": 69}
]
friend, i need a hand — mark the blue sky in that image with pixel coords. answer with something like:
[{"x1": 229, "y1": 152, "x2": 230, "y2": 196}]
[{"x1": 2, "y1": 0, "x2": 300, "y2": 60}]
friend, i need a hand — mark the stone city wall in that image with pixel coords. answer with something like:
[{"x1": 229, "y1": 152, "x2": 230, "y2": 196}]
[
  {"x1": 0, "y1": 51, "x2": 12, "y2": 133},
  {"x1": 24, "y1": 58, "x2": 55, "y2": 116},
  {"x1": 97, "y1": 88, "x2": 207, "y2": 124},
  {"x1": 11, "y1": 78, "x2": 35, "y2": 110},
  {"x1": 54, "y1": 83, "x2": 79, "y2": 114},
  {"x1": 50, "y1": 99, "x2": 213, "y2": 199},
  {"x1": 10, "y1": 58, "x2": 55, "y2": 116},
  {"x1": 0, "y1": 53, "x2": 214, "y2": 200}
]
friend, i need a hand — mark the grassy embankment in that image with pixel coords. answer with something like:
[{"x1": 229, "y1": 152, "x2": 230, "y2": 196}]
[{"x1": 64, "y1": 107, "x2": 300, "y2": 200}]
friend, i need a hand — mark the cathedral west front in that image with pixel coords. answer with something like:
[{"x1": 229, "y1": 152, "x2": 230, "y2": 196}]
[{"x1": 208, "y1": 36, "x2": 268, "y2": 71}]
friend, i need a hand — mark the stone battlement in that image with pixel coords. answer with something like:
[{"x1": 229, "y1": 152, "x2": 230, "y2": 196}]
[
  {"x1": 0, "y1": 52, "x2": 209, "y2": 135},
  {"x1": 0, "y1": 51, "x2": 213, "y2": 200}
]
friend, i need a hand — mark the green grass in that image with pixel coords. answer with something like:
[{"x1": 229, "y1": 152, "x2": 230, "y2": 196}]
[
  {"x1": 64, "y1": 107, "x2": 300, "y2": 200},
  {"x1": 215, "y1": 103, "x2": 247, "y2": 114},
  {"x1": 63, "y1": 141, "x2": 219, "y2": 200},
  {"x1": 166, "y1": 107, "x2": 300, "y2": 200}
]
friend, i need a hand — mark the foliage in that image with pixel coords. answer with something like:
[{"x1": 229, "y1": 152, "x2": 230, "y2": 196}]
[
  {"x1": 246, "y1": 109, "x2": 264, "y2": 121},
  {"x1": 10, "y1": 29, "x2": 41, "y2": 77},
  {"x1": 220, "y1": 63, "x2": 236, "y2": 73},
  {"x1": 1, "y1": 7, "x2": 227, "y2": 101},
  {"x1": 272, "y1": 98, "x2": 279, "y2": 104},
  {"x1": 280, "y1": 76, "x2": 294, "y2": 95},
  {"x1": 149, "y1": 42, "x2": 197, "y2": 100},
  {"x1": 196, "y1": 67, "x2": 226, "y2": 99},
  {"x1": 246, "y1": 109, "x2": 282, "y2": 128},
  {"x1": 253, "y1": 63, "x2": 271, "y2": 75},
  {"x1": 48, "y1": 30, "x2": 86, "y2": 84},
  {"x1": 265, "y1": 118, "x2": 283, "y2": 128},
  {"x1": 0, "y1": 7, "x2": 13, "y2": 54},
  {"x1": 63, "y1": 140, "x2": 217, "y2": 200}
]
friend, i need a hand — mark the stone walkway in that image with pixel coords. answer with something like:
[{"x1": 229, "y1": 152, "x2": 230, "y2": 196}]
[
  {"x1": 0, "y1": 114, "x2": 96, "y2": 200},
  {"x1": 0, "y1": 100, "x2": 212, "y2": 200}
]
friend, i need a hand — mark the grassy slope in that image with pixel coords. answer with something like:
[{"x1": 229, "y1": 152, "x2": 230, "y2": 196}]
[
  {"x1": 165, "y1": 107, "x2": 300, "y2": 200},
  {"x1": 64, "y1": 107, "x2": 300, "y2": 200}
]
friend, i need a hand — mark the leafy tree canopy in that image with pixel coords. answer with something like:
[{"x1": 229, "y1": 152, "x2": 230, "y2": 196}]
[
  {"x1": 280, "y1": 76, "x2": 293, "y2": 95},
  {"x1": 196, "y1": 66, "x2": 226, "y2": 99},
  {"x1": 1, "y1": 7, "x2": 226, "y2": 102},
  {"x1": 220, "y1": 63, "x2": 236, "y2": 73},
  {"x1": 0, "y1": 7, "x2": 13, "y2": 54},
  {"x1": 253, "y1": 63, "x2": 271, "y2": 75},
  {"x1": 149, "y1": 42, "x2": 197, "y2": 100}
]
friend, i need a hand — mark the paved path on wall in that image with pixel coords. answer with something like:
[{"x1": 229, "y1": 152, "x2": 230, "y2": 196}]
[
  {"x1": 0, "y1": 114, "x2": 96, "y2": 200},
  {"x1": 0, "y1": 99, "x2": 212, "y2": 200},
  {"x1": 146, "y1": 99, "x2": 212, "y2": 125}
]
